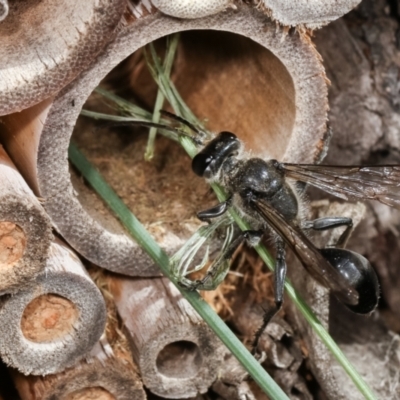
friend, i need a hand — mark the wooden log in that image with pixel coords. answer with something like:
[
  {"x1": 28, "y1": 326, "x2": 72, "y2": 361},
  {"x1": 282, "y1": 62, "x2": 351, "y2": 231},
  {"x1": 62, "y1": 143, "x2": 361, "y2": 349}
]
[
  {"x1": 0, "y1": 0, "x2": 126, "y2": 115},
  {"x1": 231, "y1": 296, "x2": 312, "y2": 398},
  {"x1": 12, "y1": 338, "x2": 146, "y2": 400},
  {"x1": 314, "y1": 2, "x2": 400, "y2": 318},
  {"x1": 328, "y1": 298, "x2": 400, "y2": 399},
  {"x1": 0, "y1": 2, "x2": 328, "y2": 276},
  {"x1": 108, "y1": 276, "x2": 227, "y2": 398},
  {"x1": 306, "y1": 3, "x2": 400, "y2": 397},
  {"x1": 0, "y1": 145, "x2": 52, "y2": 294},
  {"x1": 259, "y1": 0, "x2": 362, "y2": 28},
  {"x1": 0, "y1": 240, "x2": 107, "y2": 375},
  {"x1": 211, "y1": 350, "x2": 258, "y2": 400}
]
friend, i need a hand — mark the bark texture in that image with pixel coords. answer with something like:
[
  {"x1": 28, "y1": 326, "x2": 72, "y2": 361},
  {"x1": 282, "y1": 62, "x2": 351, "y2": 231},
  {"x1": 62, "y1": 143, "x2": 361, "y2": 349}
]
[
  {"x1": 315, "y1": 0, "x2": 400, "y2": 318},
  {"x1": 299, "y1": 1, "x2": 400, "y2": 396}
]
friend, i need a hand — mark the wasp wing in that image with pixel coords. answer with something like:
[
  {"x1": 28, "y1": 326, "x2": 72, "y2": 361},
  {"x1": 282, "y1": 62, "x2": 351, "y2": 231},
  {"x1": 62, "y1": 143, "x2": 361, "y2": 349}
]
[
  {"x1": 250, "y1": 197, "x2": 358, "y2": 305},
  {"x1": 282, "y1": 164, "x2": 400, "y2": 209}
]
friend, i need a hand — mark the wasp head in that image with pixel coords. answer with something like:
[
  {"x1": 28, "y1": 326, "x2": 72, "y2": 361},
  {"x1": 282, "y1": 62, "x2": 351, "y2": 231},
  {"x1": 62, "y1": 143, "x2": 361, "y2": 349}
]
[{"x1": 192, "y1": 132, "x2": 241, "y2": 179}]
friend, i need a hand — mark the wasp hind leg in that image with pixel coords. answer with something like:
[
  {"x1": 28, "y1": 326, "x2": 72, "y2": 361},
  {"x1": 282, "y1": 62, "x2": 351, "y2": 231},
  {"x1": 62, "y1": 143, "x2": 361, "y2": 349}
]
[
  {"x1": 252, "y1": 237, "x2": 286, "y2": 354},
  {"x1": 302, "y1": 216, "x2": 353, "y2": 248}
]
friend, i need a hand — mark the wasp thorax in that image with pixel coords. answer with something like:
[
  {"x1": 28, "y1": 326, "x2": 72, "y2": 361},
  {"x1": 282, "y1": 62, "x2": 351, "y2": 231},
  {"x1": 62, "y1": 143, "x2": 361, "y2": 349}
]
[{"x1": 232, "y1": 158, "x2": 285, "y2": 197}]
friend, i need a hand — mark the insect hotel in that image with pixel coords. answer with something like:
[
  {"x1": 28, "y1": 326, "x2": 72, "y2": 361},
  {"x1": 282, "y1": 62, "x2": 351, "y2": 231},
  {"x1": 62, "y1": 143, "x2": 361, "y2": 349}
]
[{"x1": 0, "y1": 0, "x2": 399, "y2": 399}]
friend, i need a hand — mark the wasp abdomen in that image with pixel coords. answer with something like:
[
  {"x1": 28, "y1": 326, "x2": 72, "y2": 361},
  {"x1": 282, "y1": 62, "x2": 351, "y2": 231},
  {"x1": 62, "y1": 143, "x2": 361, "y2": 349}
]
[{"x1": 320, "y1": 248, "x2": 379, "y2": 314}]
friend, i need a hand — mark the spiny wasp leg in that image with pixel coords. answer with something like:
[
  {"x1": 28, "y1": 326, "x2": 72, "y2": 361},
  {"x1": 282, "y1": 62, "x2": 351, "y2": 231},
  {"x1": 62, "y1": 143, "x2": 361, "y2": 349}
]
[
  {"x1": 274, "y1": 238, "x2": 287, "y2": 305},
  {"x1": 252, "y1": 237, "x2": 286, "y2": 354},
  {"x1": 251, "y1": 305, "x2": 282, "y2": 356},
  {"x1": 302, "y1": 216, "x2": 353, "y2": 248},
  {"x1": 183, "y1": 229, "x2": 264, "y2": 291}
]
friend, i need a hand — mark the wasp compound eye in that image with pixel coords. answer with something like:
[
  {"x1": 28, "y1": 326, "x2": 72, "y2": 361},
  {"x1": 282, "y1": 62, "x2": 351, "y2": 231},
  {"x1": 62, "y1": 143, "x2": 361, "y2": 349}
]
[
  {"x1": 192, "y1": 153, "x2": 214, "y2": 177},
  {"x1": 192, "y1": 131, "x2": 241, "y2": 179},
  {"x1": 219, "y1": 131, "x2": 238, "y2": 141},
  {"x1": 320, "y1": 248, "x2": 379, "y2": 314}
]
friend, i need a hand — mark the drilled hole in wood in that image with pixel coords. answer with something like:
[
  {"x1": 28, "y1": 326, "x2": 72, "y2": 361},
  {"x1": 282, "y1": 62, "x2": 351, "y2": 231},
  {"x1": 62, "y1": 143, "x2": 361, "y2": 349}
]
[
  {"x1": 65, "y1": 387, "x2": 116, "y2": 400},
  {"x1": 156, "y1": 340, "x2": 202, "y2": 378},
  {"x1": 0, "y1": 222, "x2": 26, "y2": 268},
  {"x1": 21, "y1": 294, "x2": 80, "y2": 342}
]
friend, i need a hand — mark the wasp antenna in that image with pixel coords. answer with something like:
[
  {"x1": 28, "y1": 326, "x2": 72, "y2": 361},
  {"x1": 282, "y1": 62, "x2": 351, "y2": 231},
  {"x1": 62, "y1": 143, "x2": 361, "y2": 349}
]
[
  {"x1": 160, "y1": 110, "x2": 201, "y2": 134},
  {"x1": 94, "y1": 119, "x2": 203, "y2": 146},
  {"x1": 95, "y1": 120, "x2": 179, "y2": 134}
]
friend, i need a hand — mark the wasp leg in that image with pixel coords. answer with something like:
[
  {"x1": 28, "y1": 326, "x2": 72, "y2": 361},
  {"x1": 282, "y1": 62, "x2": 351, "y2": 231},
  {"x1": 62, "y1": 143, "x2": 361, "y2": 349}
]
[
  {"x1": 252, "y1": 237, "x2": 286, "y2": 354},
  {"x1": 302, "y1": 216, "x2": 353, "y2": 248},
  {"x1": 183, "y1": 229, "x2": 263, "y2": 291},
  {"x1": 197, "y1": 195, "x2": 233, "y2": 223}
]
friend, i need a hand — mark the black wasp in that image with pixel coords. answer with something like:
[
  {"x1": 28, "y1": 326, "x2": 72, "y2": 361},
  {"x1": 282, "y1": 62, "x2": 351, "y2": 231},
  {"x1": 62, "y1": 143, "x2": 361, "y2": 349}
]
[{"x1": 108, "y1": 111, "x2": 400, "y2": 351}]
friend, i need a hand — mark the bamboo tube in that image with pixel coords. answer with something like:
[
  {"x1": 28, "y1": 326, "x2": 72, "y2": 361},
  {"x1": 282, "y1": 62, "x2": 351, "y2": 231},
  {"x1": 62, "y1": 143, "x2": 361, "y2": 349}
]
[
  {"x1": 0, "y1": 0, "x2": 126, "y2": 116},
  {"x1": 0, "y1": 240, "x2": 107, "y2": 375},
  {"x1": 150, "y1": 0, "x2": 234, "y2": 19},
  {"x1": 0, "y1": 145, "x2": 52, "y2": 294},
  {"x1": 108, "y1": 276, "x2": 226, "y2": 399},
  {"x1": 259, "y1": 0, "x2": 362, "y2": 28},
  {"x1": 0, "y1": 2, "x2": 329, "y2": 277},
  {"x1": 0, "y1": 0, "x2": 8, "y2": 22},
  {"x1": 150, "y1": 0, "x2": 361, "y2": 27},
  {"x1": 12, "y1": 339, "x2": 146, "y2": 400}
]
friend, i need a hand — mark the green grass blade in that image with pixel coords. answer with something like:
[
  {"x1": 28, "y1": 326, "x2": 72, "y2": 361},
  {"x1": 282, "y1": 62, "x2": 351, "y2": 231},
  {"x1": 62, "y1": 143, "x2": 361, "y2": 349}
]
[
  {"x1": 94, "y1": 87, "x2": 151, "y2": 119},
  {"x1": 145, "y1": 34, "x2": 180, "y2": 160},
  {"x1": 68, "y1": 142, "x2": 290, "y2": 400},
  {"x1": 80, "y1": 109, "x2": 146, "y2": 122},
  {"x1": 79, "y1": 109, "x2": 181, "y2": 143}
]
